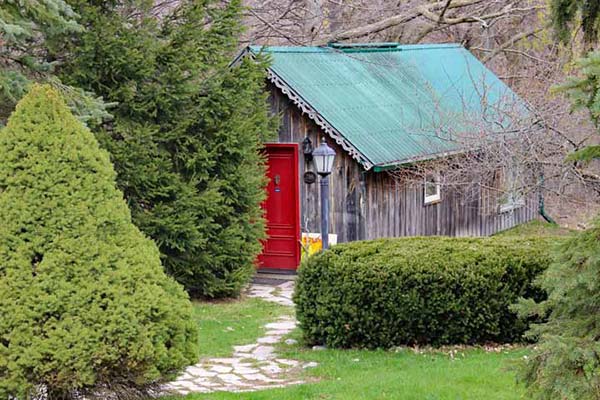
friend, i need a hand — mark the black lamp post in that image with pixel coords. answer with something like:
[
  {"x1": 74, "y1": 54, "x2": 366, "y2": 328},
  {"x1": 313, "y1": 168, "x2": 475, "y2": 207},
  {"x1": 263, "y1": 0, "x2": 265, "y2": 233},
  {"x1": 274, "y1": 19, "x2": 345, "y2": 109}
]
[{"x1": 312, "y1": 137, "x2": 336, "y2": 250}]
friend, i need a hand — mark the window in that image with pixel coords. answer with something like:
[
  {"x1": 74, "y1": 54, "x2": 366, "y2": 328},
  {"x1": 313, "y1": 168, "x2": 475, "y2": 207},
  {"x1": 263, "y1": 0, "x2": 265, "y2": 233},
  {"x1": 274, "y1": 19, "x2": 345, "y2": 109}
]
[
  {"x1": 424, "y1": 173, "x2": 441, "y2": 204},
  {"x1": 497, "y1": 167, "x2": 525, "y2": 213}
]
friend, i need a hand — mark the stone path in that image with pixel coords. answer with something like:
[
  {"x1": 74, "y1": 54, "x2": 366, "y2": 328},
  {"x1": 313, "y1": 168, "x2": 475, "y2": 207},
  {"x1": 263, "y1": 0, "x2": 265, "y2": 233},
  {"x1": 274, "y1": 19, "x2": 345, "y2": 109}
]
[
  {"x1": 247, "y1": 280, "x2": 295, "y2": 306},
  {"x1": 164, "y1": 280, "x2": 315, "y2": 395}
]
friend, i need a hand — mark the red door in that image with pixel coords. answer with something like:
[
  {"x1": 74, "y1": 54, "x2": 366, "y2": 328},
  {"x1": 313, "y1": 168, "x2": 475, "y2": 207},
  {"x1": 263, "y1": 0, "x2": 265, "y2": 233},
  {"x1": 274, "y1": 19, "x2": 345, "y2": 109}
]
[{"x1": 258, "y1": 144, "x2": 300, "y2": 270}]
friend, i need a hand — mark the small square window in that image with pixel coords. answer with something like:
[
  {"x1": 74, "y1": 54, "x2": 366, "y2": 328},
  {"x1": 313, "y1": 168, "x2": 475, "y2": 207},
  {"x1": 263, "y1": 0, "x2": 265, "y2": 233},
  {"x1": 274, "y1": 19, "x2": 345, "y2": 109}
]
[
  {"x1": 424, "y1": 173, "x2": 441, "y2": 204},
  {"x1": 497, "y1": 167, "x2": 525, "y2": 213}
]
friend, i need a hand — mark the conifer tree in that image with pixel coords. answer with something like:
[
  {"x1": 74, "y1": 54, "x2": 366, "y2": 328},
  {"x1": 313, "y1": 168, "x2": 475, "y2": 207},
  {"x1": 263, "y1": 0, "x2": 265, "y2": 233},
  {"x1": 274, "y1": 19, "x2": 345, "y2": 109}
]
[
  {"x1": 551, "y1": 0, "x2": 600, "y2": 46},
  {"x1": 0, "y1": 0, "x2": 110, "y2": 125},
  {"x1": 0, "y1": 0, "x2": 78, "y2": 107},
  {"x1": 59, "y1": 0, "x2": 275, "y2": 297},
  {"x1": 0, "y1": 85, "x2": 198, "y2": 399},
  {"x1": 557, "y1": 52, "x2": 600, "y2": 161},
  {"x1": 517, "y1": 222, "x2": 600, "y2": 399}
]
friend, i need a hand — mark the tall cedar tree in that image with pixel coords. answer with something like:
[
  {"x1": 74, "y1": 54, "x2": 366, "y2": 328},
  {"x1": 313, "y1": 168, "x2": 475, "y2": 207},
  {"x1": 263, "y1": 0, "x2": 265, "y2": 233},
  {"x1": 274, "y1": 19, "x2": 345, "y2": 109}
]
[
  {"x1": 58, "y1": 0, "x2": 275, "y2": 298},
  {"x1": 0, "y1": 85, "x2": 198, "y2": 399}
]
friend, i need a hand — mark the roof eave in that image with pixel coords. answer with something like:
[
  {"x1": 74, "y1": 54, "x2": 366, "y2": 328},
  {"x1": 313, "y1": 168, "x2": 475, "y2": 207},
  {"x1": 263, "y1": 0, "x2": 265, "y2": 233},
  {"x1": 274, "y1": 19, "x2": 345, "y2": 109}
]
[
  {"x1": 265, "y1": 68, "x2": 375, "y2": 170},
  {"x1": 229, "y1": 46, "x2": 253, "y2": 67},
  {"x1": 372, "y1": 148, "x2": 467, "y2": 172}
]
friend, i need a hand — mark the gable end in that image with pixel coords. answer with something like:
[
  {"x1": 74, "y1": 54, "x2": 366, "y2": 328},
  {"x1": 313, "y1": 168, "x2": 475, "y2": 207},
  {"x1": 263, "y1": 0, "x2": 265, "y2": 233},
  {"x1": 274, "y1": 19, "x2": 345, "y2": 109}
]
[{"x1": 266, "y1": 69, "x2": 374, "y2": 170}]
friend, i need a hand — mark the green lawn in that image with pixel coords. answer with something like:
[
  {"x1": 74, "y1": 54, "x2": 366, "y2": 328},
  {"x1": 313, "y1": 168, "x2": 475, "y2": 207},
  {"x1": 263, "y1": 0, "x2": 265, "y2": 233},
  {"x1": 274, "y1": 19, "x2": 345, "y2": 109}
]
[
  {"x1": 192, "y1": 297, "x2": 290, "y2": 358},
  {"x1": 176, "y1": 299, "x2": 529, "y2": 400},
  {"x1": 494, "y1": 220, "x2": 572, "y2": 238}
]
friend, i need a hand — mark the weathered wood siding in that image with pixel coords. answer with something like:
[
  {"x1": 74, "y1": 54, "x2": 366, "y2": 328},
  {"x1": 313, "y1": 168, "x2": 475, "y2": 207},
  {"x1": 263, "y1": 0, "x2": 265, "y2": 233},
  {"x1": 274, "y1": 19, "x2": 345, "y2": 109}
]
[{"x1": 268, "y1": 85, "x2": 536, "y2": 242}]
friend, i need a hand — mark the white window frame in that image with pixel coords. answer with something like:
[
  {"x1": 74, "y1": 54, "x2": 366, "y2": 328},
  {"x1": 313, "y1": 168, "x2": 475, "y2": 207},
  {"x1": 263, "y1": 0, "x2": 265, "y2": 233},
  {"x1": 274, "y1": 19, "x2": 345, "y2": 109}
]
[
  {"x1": 497, "y1": 167, "x2": 525, "y2": 213},
  {"x1": 424, "y1": 173, "x2": 441, "y2": 205}
]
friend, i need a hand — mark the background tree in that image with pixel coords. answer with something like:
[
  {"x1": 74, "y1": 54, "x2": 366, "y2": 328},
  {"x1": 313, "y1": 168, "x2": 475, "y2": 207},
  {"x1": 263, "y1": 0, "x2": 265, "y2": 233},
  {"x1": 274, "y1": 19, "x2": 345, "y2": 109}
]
[
  {"x1": 58, "y1": 0, "x2": 275, "y2": 298},
  {"x1": 558, "y1": 53, "x2": 600, "y2": 162},
  {"x1": 0, "y1": 0, "x2": 110, "y2": 126},
  {"x1": 0, "y1": 85, "x2": 198, "y2": 399},
  {"x1": 551, "y1": 0, "x2": 600, "y2": 46}
]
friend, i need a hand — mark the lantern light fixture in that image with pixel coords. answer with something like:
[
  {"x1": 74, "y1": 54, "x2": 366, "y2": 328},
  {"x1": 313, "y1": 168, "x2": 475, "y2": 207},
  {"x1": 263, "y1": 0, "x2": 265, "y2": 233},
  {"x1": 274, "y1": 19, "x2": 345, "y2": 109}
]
[{"x1": 312, "y1": 137, "x2": 336, "y2": 177}]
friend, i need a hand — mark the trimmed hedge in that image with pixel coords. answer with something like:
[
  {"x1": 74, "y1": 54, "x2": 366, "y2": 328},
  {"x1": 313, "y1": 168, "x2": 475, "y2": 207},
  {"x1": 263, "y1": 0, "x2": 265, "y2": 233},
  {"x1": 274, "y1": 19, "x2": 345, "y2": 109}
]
[{"x1": 294, "y1": 236, "x2": 553, "y2": 349}]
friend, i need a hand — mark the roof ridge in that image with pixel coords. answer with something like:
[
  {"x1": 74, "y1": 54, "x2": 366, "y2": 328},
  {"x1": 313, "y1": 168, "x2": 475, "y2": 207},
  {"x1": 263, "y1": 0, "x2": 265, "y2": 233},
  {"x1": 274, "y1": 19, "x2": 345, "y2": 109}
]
[{"x1": 248, "y1": 43, "x2": 462, "y2": 54}]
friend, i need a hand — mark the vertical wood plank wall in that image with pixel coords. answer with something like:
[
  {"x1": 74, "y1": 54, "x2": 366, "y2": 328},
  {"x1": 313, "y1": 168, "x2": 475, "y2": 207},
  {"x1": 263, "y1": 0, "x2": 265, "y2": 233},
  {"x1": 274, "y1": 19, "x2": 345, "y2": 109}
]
[{"x1": 269, "y1": 86, "x2": 536, "y2": 243}]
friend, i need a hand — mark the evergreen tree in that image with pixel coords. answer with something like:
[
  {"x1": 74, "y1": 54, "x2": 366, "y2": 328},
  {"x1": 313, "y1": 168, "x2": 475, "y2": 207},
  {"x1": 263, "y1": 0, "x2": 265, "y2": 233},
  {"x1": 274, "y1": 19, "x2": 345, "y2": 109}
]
[
  {"x1": 59, "y1": 0, "x2": 275, "y2": 297},
  {"x1": 0, "y1": 0, "x2": 78, "y2": 105},
  {"x1": 0, "y1": 0, "x2": 110, "y2": 125},
  {"x1": 0, "y1": 85, "x2": 198, "y2": 399},
  {"x1": 558, "y1": 52, "x2": 600, "y2": 161},
  {"x1": 516, "y1": 221, "x2": 600, "y2": 399},
  {"x1": 551, "y1": 0, "x2": 600, "y2": 46}
]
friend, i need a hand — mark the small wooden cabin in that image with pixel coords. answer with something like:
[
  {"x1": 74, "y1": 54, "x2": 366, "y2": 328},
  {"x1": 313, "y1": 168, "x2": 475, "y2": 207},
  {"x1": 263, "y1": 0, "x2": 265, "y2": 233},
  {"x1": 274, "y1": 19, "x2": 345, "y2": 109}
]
[{"x1": 237, "y1": 43, "x2": 537, "y2": 271}]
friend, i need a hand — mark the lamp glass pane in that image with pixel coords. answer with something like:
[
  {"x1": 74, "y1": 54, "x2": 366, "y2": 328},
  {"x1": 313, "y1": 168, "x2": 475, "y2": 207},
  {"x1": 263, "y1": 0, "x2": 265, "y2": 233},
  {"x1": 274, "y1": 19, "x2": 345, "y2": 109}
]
[
  {"x1": 314, "y1": 154, "x2": 325, "y2": 173},
  {"x1": 325, "y1": 154, "x2": 335, "y2": 173}
]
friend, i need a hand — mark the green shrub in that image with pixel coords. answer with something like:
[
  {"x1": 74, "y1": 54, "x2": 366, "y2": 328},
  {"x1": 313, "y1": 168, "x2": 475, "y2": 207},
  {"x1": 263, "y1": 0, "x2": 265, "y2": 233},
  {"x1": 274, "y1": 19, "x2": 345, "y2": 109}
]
[
  {"x1": 294, "y1": 235, "x2": 554, "y2": 349},
  {"x1": 0, "y1": 85, "x2": 198, "y2": 399}
]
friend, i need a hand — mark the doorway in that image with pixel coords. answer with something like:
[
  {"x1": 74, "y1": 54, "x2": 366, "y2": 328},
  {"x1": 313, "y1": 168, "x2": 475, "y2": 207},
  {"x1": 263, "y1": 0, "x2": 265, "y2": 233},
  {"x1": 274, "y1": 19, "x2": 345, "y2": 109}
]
[{"x1": 257, "y1": 143, "x2": 300, "y2": 271}]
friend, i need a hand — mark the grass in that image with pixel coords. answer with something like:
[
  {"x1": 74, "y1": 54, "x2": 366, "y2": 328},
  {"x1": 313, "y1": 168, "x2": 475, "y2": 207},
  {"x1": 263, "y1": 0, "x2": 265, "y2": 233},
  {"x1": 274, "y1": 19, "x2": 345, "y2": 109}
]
[
  {"x1": 494, "y1": 219, "x2": 573, "y2": 238},
  {"x1": 192, "y1": 297, "x2": 290, "y2": 358},
  {"x1": 176, "y1": 305, "x2": 530, "y2": 400}
]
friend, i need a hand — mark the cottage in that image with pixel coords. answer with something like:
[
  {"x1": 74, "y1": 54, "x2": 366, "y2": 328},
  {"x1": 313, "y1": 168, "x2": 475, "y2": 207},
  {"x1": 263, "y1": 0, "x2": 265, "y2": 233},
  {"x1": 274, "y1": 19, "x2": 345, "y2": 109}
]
[{"x1": 236, "y1": 43, "x2": 537, "y2": 271}]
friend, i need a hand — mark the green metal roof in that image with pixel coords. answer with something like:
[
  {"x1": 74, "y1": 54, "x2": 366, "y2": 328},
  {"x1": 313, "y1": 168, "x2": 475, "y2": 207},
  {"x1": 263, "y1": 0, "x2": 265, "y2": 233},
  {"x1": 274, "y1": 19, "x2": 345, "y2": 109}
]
[{"x1": 248, "y1": 43, "x2": 522, "y2": 170}]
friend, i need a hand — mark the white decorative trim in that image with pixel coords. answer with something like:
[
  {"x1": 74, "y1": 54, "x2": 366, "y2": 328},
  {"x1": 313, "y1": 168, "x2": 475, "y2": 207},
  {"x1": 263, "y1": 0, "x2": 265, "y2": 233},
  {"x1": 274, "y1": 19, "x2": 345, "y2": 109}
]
[{"x1": 266, "y1": 70, "x2": 374, "y2": 170}]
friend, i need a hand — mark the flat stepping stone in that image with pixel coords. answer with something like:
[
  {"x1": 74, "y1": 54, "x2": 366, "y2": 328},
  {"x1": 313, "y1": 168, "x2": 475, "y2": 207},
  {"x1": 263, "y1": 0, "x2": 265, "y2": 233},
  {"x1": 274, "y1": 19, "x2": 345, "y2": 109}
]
[
  {"x1": 234, "y1": 344, "x2": 258, "y2": 352},
  {"x1": 241, "y1": 373, "x2": 279, "y2": 382},
  {"x1": 276, "y1": 358, "x2": 300, "y2": 366},
  {"x1": 257, "y1": 336, "x2": 281, "y2": 344},
  {"x1": 279, "y1": 281, "x2": 295, "y2": 289},
  {"x1": 186, "y1": 366, "x2": 217, "y2": 377},
  {"x1": 265, "y1": 329, "x2": 291, "y2": 336},
  {"x1": 177, "y1": 381, "x2": 204, "y2": 390},
  {"x1": 252, "y1": 345, "x2": 275, "y2": 359},
  {"x1": 260, "y1": 364, "x2": 283, "y2": 374},
  {"x1": 233, "y1": 366, "x2": 260, "y2": 374},
  {"x1": 192, "y1": 377, "x2": 220, "y2": 386},
  {"x1": 265, "y1": 321, "x2": 296, "y2": 330},
  {"x1": 178, "y1": 372, "x2": 194, "y2": 380},
  {"x1": 210, "y1": 365, "x2": 233, "y2": 373},
  {"x1": 235, "y1": 353, "x2": 254, "y2": 361},
  {"x1": 210, "y1": 357, "x2": 240, "y2": 364},
  {"x1": 219, "y1": 374, "x2": 248, "y2": 385}
]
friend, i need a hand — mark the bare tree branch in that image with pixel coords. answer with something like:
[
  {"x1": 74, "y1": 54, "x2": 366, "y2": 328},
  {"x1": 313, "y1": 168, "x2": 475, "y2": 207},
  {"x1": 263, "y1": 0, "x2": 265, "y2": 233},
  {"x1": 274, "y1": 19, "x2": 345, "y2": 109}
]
[
  {"x1": 314, "y1": 0, "x2": 485, "y2": 44},
  {"x1": 481, "y1": 24, "x2": 548, "y2": 62}
]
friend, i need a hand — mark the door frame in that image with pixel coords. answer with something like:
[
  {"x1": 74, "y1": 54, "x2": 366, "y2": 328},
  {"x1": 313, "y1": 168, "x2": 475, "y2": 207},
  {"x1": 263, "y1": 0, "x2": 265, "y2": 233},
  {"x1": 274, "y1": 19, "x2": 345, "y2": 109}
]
[{"x1": 259, "y1": 142, "x2": 301, "y2": 271}]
